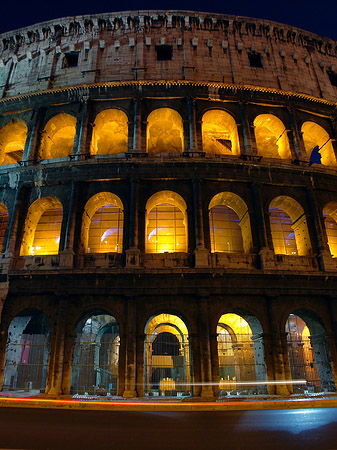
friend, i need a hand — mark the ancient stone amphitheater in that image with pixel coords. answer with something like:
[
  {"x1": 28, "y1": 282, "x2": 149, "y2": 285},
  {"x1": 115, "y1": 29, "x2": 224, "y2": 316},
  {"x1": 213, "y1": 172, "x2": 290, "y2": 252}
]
[{"x1": 0, "y1": 10, "x2": 337, "y2": 398}]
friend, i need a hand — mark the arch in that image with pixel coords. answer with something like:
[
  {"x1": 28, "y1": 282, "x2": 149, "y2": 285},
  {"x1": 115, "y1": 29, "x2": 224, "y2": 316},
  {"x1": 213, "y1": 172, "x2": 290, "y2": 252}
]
[
  {"x1": 144, "y1": 313, "x2": 192, "y2": 396},
  {"x1": 209, "y1": 192, "x2": 252, "y2": 253},
  {"x1": 71, "y1": 311, "x2": 120, "y2": 395},
  {"x1": 90, "y1": 109, "x2": 128, "y2": 156},
  {"x1": 2, "y1": 309, "x2": 51, "y2": 392},
  {"x1": 0, "y1": 119, "x2": 27, "y2": 165},
  {"x1": 20, "y1": 197, "x2": 63, "y2": 256},
  {"x1": 38, "y1": 113, "x2": 76, "y2": 160},
  {"x1": 0, "y1": 202, "x2": 8, "y2": 253},
  {"x1": 145, "y1": 190, "x2": 188, "y2": 253},
  {"x1": 81, "y1": 192, "x2": 124, "y2": 254},
  {"x1": 146, "y1": 108, "x2": 184, "y2": 154},
  {"x1": 217, "y1": 312, "x2": 267, "y2": 395},
  {"x1": 254, "y1": 114, "x2": 291, "y2": 159},
  {"x1": 323, "y1": 202, "x2": 337, "y2": 257},
  {"x1": 285, "y1": 311, "x2": 335, "y2": 393},
  {"x1": 301, "y1": 121, "x2": 337, "y2": 166},
  {"x1": 202, "y1": 109, "x2": 240, "y2": 155},
  {"x1": 269, "y1": 196, "x2": 311, "y2": 256}
]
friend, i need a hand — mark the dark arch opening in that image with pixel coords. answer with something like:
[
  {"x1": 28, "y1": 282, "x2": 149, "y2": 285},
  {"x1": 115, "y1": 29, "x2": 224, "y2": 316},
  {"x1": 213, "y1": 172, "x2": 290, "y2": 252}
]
[{"x1": 2, "y1": 310, "x2": 51, "y2": 392}]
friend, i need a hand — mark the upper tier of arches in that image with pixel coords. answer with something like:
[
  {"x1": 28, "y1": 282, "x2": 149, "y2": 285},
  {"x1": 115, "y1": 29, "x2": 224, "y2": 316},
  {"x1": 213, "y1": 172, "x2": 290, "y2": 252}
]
[{"x1": 1, "y1": 102, "x2": 337, "y2": 169}]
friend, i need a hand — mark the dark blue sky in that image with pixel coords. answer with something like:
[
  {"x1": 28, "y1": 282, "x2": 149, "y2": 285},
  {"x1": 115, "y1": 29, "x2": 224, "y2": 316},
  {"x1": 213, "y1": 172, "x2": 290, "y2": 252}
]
[{"x1": 1, "y1": 0, "x2": 337, "y2": 41}]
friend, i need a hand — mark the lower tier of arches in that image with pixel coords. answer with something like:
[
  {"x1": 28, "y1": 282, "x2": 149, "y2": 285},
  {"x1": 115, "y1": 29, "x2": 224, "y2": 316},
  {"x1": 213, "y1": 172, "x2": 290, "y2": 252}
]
[{"x1": 1, "y1": 292, "x2": 337, "y2": 398}]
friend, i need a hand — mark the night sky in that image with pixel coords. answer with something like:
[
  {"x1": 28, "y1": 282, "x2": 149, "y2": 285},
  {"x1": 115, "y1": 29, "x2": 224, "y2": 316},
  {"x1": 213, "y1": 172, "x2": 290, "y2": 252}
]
[{"x1": 1, "y1": 0, "x2": 337, "y2": 41}]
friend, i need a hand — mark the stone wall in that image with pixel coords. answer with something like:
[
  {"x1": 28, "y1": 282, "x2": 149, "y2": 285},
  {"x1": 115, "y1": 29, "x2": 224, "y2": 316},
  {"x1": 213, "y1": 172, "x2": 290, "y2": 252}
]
[{"x1": 0, "y1": 11, "x2": 337, "y2": 100}]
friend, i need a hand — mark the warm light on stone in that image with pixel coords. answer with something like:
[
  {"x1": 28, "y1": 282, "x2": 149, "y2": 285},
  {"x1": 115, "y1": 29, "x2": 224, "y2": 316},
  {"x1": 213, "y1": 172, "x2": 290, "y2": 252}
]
[
  {"x1": 147, "y1": 108, "x2": 184, "y2": 154},
  {"x1": 0, "y1": 119, "x2": 27, "y2": 165},
  {"x1": 254, "y1": 114, "x2": 291, "y2": 159}
]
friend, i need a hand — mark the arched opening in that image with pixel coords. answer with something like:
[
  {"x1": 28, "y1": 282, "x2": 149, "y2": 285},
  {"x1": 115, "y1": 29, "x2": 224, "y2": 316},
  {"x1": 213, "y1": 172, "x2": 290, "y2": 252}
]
[
  {"x1": 286, "y1": 312, "x2": 335, "y2": 393},
  {"x1": 144, "y1": 313, "x2": 192, "y2": 397},
  {"x1": 323, "y1": 202, "x2": 337, "y2": 258},
  {"x1": 146, "y1": 108, "x2": 184, "y2": 154},
  {"x1": 81, "y1": 192, "x2": 124, "y2": 254},
  {"x1": 0, "y1": 119, "x2": 27, "y2": 165},
  {"x1": 38, "y1": 113, "x2": 76, "y2": 160},
  {"x1": 145, "y1": 191, "x2": 187, "y2": 253},
  {"x1": 90, "y1": 109, "x2": 128, "y2": 156},
  {"x1": 301, "y1": 121, "x2": 337, "y2": 166},
  {"x1": 217, "y1": 312, "x2": 267, "y2": 395},
  {"x1": 209, "y1": 192, "x2": 252, "y2": 253},
  {"x1": 2, "y1": 310, "x2": 50, "y2": 392},
  {"x1": 202, "y1": 109, "x2": 240, "y2": 155},
  {"x1": 20, "y1": 197, "x2": 63, "y2": 256},
  {"x1": 254, "y1": 114, "x2": 291, "y2": 159},
  {"x1": 0, "y1": 202, "x2": 8, "y2": 253},
  {"x1": 71, "y1": 312, "x2": 120, "y2": 396},
  {"x1": 269, "y1": 196, "x2": 311, "y2": 256}
]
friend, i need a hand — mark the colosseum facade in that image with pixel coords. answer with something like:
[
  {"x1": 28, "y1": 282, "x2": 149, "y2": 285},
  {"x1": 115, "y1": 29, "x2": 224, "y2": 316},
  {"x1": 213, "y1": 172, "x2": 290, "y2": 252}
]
[{"x1": 0, "y1": 10, "x2": 337, "y2": 398}]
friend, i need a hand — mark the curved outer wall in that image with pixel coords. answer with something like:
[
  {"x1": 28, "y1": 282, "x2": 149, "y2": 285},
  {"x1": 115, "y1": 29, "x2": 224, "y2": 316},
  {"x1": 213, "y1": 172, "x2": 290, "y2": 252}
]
[{"x1": 0, "y1": 11, "x2": 337, "y2": 399}]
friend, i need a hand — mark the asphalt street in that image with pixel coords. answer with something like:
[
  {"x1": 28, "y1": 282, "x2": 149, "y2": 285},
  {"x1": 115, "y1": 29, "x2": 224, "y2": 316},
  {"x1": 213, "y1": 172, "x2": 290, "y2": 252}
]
[{"x1": 0, "y1": 406, "x2": 337, "y2": 450}]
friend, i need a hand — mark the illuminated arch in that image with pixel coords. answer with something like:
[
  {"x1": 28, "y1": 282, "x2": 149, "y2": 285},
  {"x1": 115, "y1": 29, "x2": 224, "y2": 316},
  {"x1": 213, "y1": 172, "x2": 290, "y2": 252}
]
[
  {"x1": 301, "y1": 121, "x2": 337, "y2": 166},
  {"x1": 0, "y1": 202, "x2": 8, "y2": 253},
  {"x1": 323, "y1": 202, "x2": 337, "y2": 257},
  {"x1": 285, "y1": 312, "x2": 335, "y2": 393},
  {"x1": 202, "y1": 109, "x2": 240, "y2": 155},
  {"x1": 81, "y1": 192, "x2": 124, "y2": 254},
  {"x1": 146, "y1": 108, "x2": 184, "y2": 154},
  {"x1": 90, "y1": 109, "x2": 128, "y2": 156},
  {"x1": 145, "y1": 190, "x2": 188, "y2": 253},
  {"x1": 144, "y1": 313, "x2": 192, "y2": 396},
  {"x1": 209, "y1": 192, "x2": 252, "y2": 253},
  {"x1": 269, "y1": 196, "x2": 311, "y2": 256},
  {"x1": 71, "y1": 311, "x2": 120, "y2": 395},
  {"x1": 2, "y1": 309, "x2": 51, "y2": 392},
  {"x1": 20, "y1": 197, "x2": 63, "y2": 256},
  {"x1": 0, "y1": 119, "x2": 27, "y2": 165},
  {"x1": 254, "y1": 114, "x2": 291, "y2": 159},
  {"x1": 38, "y1": 113, "x2": 76, "y2": 160},
  {"x1": 217, "y1": 313, "x2": 266, "y2": 394}
]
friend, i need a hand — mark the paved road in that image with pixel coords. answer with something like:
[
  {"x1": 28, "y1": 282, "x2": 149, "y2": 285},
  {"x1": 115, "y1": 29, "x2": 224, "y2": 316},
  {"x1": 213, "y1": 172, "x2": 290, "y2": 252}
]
[{"x1": 0, "y1": 406, "x2": 337, "y2": 449}]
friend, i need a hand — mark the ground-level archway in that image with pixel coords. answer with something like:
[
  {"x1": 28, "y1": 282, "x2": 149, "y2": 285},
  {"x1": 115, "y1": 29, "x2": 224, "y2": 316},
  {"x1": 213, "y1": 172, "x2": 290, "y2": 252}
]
[
  {"x1": 2, "y1": 309, "x2": 50, "y2": 392},
  {"x1": 144, "y1": 313, "x2": 192, "y2": 397},
  {"x1": 286, "y1": 312, "x2": 335, "y2": 393},
  {"x1": 71, "y1": 312, "x2": 120, "y2": 396},
  {"x1": 217, "y1": 312, "x2": 267, "y2": 395}
]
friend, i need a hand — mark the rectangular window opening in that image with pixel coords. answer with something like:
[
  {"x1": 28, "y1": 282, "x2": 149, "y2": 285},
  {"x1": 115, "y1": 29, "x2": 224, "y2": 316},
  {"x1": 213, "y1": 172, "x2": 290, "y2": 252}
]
[
  {"x1": 63, "y1": 52, "x2": 79, "y2": 68},
  {"x1": 248, "y1": 52, "x2": 263, "y2": 68},
  {"x1": 328, "y1": 71, "x2": 337, "y2": 87},
  {"x1": 156, "y1": 45, "x2": 173, "y2": 61}
]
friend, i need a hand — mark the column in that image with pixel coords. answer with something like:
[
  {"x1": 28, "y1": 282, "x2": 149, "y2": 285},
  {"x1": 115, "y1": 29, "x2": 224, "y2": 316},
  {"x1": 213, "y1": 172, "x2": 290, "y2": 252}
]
[
  {"x1": 191, "y1": 332, "x2": 202, "y2": 397},
  {"x1": 193, "y1": 179, "x2": 209, "y2": 267},
  {"x1": 239, "y1": 101, "x2": 257, "y2": 156},
  {"x1": 131, "y1": 98, "x2": 143, "y2": 152},
  {"x1": 136, "y1": 333, "x2": 146, "y2": 397},
  {"x1": 330, "y1": 116, "x2": 337, "y2": 161},
  {"x1": 123, "y1": 298, "x2": 137, "y2": 398},
  {"x1": 250, "y1": 183, "x2": 275, "y2": 268},
  {"x1": 22, "y1": 108, "x2": 45, "y2": 163},
  {"x1": 306, "y1": 187, "x2": 336, "y2": 271},
  {"x1": 72, "y1": 92, "x2": 90, "y2": 158},
  {"x1": 264, "y1": 297, "x2": 292, "y2": 396},
  {"x1": 286, "y1": 107, "x2": 308, "y2": 161},
  {"x1": 198, "y1": 298, "x2": 215, "y2": 397},
  {"x1": 125, "y1": 179, "x2": 140, "y2": 267},
  {"x1": 46, "y1": 297, "x2": 68, "y2": 395},
  {"x1": 210, "y1": 333, "x2": 220, "y2": 397},
  {"x1": 187, "y1": 97, "x2": 199, "y2": 151},
  {"x1": 59, "y1": 181, "x2": 78, "y2": 268}
]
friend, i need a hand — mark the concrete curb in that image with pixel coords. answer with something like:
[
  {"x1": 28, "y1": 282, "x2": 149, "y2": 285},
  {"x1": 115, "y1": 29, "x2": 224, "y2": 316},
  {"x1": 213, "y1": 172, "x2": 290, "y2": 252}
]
[{"x1": 1, "y1": 396, "x2": 337, "y2": 412}]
